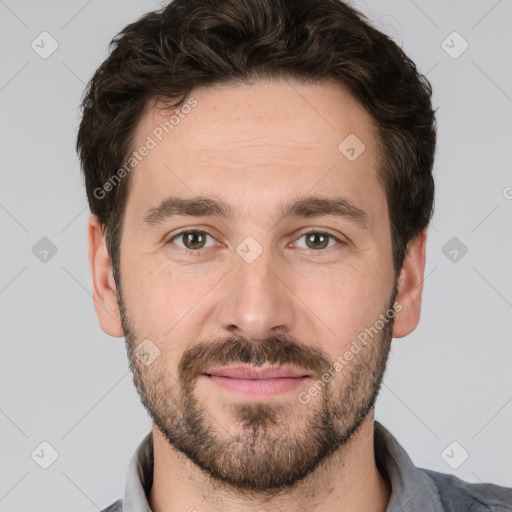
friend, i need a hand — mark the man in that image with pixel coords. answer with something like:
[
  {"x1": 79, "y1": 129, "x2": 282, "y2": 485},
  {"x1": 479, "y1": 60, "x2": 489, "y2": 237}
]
[{"x1": 77, "y1": 0, "x2": 512, "y2": 510}]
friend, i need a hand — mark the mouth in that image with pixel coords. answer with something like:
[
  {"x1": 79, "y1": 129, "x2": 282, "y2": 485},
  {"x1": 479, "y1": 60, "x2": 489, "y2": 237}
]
[{"x1": 201, "y1": 365, "x2": 313, "y2": 397}]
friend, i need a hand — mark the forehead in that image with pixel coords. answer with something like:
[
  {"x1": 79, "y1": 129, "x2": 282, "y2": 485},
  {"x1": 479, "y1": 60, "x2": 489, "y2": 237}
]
[
  {"x1": 138, "y1": 77, "x2": 376, "y2": 151},
  {"x1": 127, "y1": 77, "x2": 384, "y2": 222}
]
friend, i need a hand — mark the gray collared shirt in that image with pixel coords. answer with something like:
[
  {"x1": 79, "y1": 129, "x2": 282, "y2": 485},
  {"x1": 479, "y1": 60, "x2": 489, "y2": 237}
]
[{"x1": 101, "y1": 421, "x2": 512, "y2": 511}]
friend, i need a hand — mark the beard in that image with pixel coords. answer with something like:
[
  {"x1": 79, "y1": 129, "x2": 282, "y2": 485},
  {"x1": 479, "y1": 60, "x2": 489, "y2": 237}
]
[{"x1": 119, "y1": 286, "x2": 396, "y2": 496}]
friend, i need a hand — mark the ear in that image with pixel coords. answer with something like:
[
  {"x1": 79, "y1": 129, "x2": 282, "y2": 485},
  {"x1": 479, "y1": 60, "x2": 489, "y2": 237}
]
[
  {"x1": 392, "y1": 229, "x2": 427, "y2": 339},
  {"x1": 87, "y1": 214, "x2": 124, "y2": 337}
]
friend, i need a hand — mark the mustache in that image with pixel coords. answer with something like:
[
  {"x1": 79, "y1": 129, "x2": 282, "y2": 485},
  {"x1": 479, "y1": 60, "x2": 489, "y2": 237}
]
[{"x1": 178, "y1": 333, "x2": 333, "y2": 390}]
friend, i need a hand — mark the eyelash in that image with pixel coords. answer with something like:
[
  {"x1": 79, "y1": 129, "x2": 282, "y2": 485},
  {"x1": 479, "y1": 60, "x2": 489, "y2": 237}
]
[{"x1": 166, "y1": 229, "x2": 345, "y2": 258}]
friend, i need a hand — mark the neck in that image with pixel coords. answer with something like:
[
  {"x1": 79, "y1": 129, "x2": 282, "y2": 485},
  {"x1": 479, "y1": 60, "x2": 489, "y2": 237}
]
[{"x1": 148, "y1": 414, "x2": 391, "y2": 512}]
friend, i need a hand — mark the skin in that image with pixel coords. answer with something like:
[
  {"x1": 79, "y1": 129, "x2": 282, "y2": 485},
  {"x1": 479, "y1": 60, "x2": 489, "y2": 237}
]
[{"x1": 88, "y1": 77, "x2": 427, "y2": 512}]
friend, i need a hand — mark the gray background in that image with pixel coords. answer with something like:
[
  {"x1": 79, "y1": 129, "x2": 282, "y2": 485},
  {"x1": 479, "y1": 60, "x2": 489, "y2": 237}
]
[{"x1": 0, "y1": 0, "x2": 511, "y2": 510}]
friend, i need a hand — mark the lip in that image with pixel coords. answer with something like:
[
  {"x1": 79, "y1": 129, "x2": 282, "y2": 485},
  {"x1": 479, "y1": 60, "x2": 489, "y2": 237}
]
[
  {"x1": 204, "y1": 365, "x2": 312, "y2": 379},
  {"x1": 202, "y1": 365, "x2": 313, "y2": 397}
]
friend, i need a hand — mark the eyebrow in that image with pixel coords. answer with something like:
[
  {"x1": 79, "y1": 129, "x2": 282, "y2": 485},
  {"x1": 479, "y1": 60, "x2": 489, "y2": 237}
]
[{"x1": 142, "y1": 195, "x2": 369, "y2": 229}]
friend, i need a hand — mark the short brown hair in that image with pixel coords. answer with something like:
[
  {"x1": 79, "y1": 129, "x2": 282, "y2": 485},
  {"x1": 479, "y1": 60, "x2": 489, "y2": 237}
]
[{"x1": 77, "y1": 0, "x2": 436, "y2": 283}]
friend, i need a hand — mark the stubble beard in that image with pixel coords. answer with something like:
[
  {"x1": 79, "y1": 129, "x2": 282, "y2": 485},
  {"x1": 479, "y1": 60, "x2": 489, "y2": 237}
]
[{"x1": 119, "y1": 288, "x2": 395, "y2": 495}]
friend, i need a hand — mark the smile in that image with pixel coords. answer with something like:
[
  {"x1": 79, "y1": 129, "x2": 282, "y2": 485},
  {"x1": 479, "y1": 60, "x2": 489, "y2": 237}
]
[{"x1": 202, "y1": 365, "x2": 313, "y2": 397}]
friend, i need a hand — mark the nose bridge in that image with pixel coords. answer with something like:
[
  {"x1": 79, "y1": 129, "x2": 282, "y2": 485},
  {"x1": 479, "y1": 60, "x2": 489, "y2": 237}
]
[{"x1": 218, "y1": 237, "x2": 295, "y2": 340}]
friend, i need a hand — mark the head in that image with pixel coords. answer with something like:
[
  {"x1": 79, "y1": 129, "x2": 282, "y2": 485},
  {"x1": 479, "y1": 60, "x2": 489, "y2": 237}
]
[{"x1": 80, "y1": 0, "x2": 435, "y2": 494}]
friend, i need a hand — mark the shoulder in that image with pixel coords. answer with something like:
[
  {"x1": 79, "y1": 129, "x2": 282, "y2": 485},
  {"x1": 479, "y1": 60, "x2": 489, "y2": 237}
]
[
  {"x1": 101, "y1": 498, "x2": 123, "y2": 512},
  {"x1": 423, "y1": 468, "x2": 512, "y2": 511}
]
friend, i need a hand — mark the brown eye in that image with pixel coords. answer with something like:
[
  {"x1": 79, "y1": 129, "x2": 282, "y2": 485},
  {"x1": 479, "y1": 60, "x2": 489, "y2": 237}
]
[
  {"x1": 305, "y1": 232, "x2": 330, "y2": 250},
  {"x1": 171, "y1": 230, "x2": 214, "y2": 250},
  {"x1": 292, "y1": 231, "x2": 342, "y2": 252}
]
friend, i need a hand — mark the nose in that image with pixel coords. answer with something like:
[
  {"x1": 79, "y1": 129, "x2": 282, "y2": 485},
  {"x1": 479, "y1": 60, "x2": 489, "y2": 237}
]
[{"x1": 217, "y1": 244, "x2": 296, "y2": 341}]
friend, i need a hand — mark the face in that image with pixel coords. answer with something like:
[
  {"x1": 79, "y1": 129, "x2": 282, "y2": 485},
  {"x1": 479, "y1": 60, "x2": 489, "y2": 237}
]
[{"x1": 96, "y1": 77, "x2": 409, "y2": 492}]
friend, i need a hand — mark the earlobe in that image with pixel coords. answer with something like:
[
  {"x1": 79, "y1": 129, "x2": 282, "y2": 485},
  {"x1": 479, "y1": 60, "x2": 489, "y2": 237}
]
[
  {"x1": 392, "y1": 230, "x2": 427, "y2": 339},
  {"x1": 87, "y1": 214, "x2": 124, "y2": 337}
]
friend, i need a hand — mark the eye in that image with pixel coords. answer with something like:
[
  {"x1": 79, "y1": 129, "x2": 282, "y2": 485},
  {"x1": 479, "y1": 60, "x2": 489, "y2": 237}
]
[
  {"x1": 292, "y1": 231, "x2": 342, "y2": 251},
  {"x1": 166, "y1": 229, "x2": 344, "y2": 256},
  {"x1": 169, "y1": 230, "x2": 216, "y2": 251}
]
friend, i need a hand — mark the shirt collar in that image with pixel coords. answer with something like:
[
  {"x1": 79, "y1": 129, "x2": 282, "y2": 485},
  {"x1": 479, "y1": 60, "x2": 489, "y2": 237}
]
[
  {"x1": 374, "y1": 421, "x2": 443, "y2": 511},
  {"x1": 123, "y1": 430, "x2": 154, "y2": 512},
  {"x1": 122, "y1": 421, "x2": 443, "y2": 512}
]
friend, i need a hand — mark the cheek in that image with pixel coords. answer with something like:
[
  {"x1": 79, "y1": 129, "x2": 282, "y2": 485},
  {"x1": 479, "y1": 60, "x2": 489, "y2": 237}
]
[
  {"x1": 293, "y1": 258, "x2": 391, "y2": 350},
  {"x1": 121, "y1": 254, "x2": 223, "y2": 336},
  {"x1": 119, "y1": 252, "x2": 172, "y2": 328}
]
